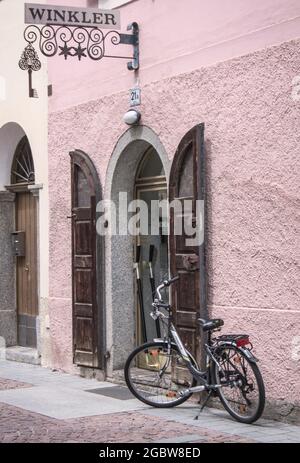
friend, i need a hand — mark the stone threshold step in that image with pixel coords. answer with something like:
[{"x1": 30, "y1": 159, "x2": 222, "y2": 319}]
[{"x1": 5, "y1": 346, "x2": 41, "y2": 365}]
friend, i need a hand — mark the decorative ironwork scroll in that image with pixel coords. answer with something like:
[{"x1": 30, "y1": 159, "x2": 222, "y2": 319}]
[
  {"x1": 20, "y1": 22, "x2": 139, "y2": 68},
  {"x1": 19, "y1": 43, "x2": 41, "y2": 98},
  {"x1": 11, "y1": 136, "x2": 35, "y2": 184},
  {"x1": 19, "y1": 43, "x2": 42, "y2": 71},
  {"x1": 19, "y1": 16, "x2": 139, "y2": 98}
]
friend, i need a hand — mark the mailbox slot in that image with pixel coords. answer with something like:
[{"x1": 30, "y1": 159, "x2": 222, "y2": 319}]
[{"x1": 11, "y1": 231, "x2": 25, "y2": 257}]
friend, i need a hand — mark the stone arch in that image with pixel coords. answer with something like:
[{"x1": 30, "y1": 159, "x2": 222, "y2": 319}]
[
  {"x1": 0, "y1": 122, "x2": 34, "y2": 348},
  {"x1": 104, "y1": 126, "x2": 170, "y2": 372},
  {"x1": 0, "y1": 122, "x2": 27, "y2": 190}
]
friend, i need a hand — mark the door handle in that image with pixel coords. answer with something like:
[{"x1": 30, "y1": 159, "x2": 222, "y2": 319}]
[
  {"x1": 67, "y1": 213, "x2": 77, "y2": 219},
  {"x1": 24, "y1": 264, "x2": 29, "y2": 271}
]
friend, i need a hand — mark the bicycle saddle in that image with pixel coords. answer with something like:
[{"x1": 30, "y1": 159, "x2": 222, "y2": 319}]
[{"x1": 198, "y1": 318, "x2": 224, "y2": 331}]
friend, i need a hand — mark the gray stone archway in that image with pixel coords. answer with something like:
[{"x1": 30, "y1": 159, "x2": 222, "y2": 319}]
[
  {"x1": 0, "y1": 122, "x2": 27, "y2": 347},
  {"x1": 104, "y1": 126, "x2": 170, "y2": 373}
]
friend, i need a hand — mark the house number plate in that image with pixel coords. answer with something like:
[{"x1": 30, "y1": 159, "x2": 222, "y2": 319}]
[{"x1": 130, "y1": 87, "x2": 141, "y2": 107}]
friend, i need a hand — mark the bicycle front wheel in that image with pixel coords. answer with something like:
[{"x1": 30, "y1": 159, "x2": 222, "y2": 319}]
[
  {"x1": 124, "y1": 341, "x2": 196, "y2": 408},
  {"x1": 212, "y1": 346, "x2": 265, "y2": 423}
]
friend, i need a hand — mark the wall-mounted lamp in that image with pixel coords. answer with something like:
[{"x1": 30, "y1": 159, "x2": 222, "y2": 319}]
[{"x1": 123, "y1": 108, "x2": 141, "y2": 125}]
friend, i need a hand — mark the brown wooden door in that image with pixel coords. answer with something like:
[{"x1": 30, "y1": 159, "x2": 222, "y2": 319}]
[
  {"x1": 70, "y1": 151, "x2": 104, "y2": 369},
  {"x1": 16, "y1": 191, "x2": 38, "y2": 347},
  {"x1": 169, "y1": 124, "x2": 206, "y2": 365}
]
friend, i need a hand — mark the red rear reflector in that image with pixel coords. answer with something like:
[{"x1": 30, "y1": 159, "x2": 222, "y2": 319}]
[
  {"x1": 236, "y1": 337, "x2": 250, "y2": 347},
  {"x1": 166, "y1": 391, "x2": 177, "y2": 398}
]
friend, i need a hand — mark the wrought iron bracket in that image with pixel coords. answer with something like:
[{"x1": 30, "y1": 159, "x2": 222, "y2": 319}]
[
  {"x1": 120, "y1": 22, "x2": 139, "y2": 71},
  {"x1": 19, "y1": 21, "x2": 139, "y2": 71}
]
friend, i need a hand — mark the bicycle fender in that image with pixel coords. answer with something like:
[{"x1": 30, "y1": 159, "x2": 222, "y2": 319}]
[
  {"x1": 215, "y1": 341, "x2": 259, "y2": 364},
  {"x1": 239, "y1": 347, "x2": 259, "y2": 363}
]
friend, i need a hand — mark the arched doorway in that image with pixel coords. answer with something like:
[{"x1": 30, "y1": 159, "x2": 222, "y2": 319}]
[
  {"x1": 105, "y1": 126, "x2": 170, "y2": 372},
  {"x1": 70, "y1": 150, "x2": 105, "y2": 370},
  {"x1": 10, "y1": 136, "x2": 38, "y2": 347},
  {"x1": 105, "y1": 124, "x2": 206, "y2": 373},
  {"x1": 134, "y1": 146, "x2": 168, "y2": 344}
]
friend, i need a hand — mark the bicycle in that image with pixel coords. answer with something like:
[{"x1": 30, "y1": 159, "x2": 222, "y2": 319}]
[{"x1": 124, "y1": 276, "x2": 265, "y2": 424}]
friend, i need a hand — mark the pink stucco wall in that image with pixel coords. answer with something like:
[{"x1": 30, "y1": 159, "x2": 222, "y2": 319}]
[
  {"x1": 48, "y1": 0, "x2": 300, "y2": 111},
  {"x1": 48, "y1": 0, "x2": 300, "y2": 415}
]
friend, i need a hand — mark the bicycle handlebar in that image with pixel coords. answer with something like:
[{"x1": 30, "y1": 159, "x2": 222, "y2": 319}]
[
  {"x1": 163, "y1": 275, "x2": 179, "y2": 286},
  {"x1": 155, "y1": 275, "x2": 179, "y2": 301}
]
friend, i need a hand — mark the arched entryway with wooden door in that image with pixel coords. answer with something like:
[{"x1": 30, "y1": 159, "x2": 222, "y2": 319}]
[
  {"x1": 69, "y1": 150, "x2": 105, "y2": 370},
  {"x1": 105, "y1": 124, "x2": 207, "y2": 373},
  {"x1": 0, "y1": 120, "x2": 48, "y2": 364},
  {"x1": 104, "y1": 126, "x2": 170, "y2": 373}
]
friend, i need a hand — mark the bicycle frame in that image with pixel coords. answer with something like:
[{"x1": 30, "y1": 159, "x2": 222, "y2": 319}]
[
  {"x1": 127, "y1": 277, "x2": 265, "y2": 422},
  {"x1": 162, "y1": 320, "x2": 221, "y2": 392},
  {"x1": 166, "y1": 322, "x2": 259, "y2": 398},
  {"x1": 152, "y1": 280, "x2": 256, "y2": 395}
]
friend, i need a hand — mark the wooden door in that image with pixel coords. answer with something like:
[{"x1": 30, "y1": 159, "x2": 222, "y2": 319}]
[
  {"x1": 135, "y1": 187, "x2": 168, "y2": 344},
  {"x1": 70, "y1": 151, "x2": 104, "y2": 369},
  {"x1": 169, "y1": 124, "x2": 206, "y2": 365},
  {"x1": 16, "y1": 191, "x2": 38, "y2": 347}
]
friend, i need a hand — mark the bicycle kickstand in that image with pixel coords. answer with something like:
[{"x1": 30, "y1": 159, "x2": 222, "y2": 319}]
[{"x1": 194, "y1": 390, "x2": 213, "y2": 420}]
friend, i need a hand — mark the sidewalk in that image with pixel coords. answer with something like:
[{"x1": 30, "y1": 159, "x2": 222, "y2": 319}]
[{"x1": 0, "y1": 360, "x2": 299, "y2": 443}]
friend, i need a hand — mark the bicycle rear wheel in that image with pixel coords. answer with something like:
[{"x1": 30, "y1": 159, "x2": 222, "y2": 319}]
[
  {"x1": 212, "y1": 346, "x2": 265, "y2": 423},
  {"x1": 124, "y1": 341, "x2": 196, "y2": 408}
]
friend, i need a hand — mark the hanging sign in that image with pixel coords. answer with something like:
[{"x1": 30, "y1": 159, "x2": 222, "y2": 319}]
[{"x1": 25, "y1": 3, "x2": 121, "y2": 30}]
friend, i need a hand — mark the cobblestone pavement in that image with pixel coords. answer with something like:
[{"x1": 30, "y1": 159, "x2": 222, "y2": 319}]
[
  {"x1": 0, "y1": 362, "x2": 299, "y2": 444},
  {"x1": 0, "y1": 401, "x2": 254, "y2": 443},
  {"x1": 0, "y1": 378, "x2": 32, "y2": 391}
]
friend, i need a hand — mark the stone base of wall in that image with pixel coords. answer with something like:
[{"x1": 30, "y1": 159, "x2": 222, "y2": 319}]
[
  {"x1": 263, "y1": 400, "x2": 300, "y2": 425},
  {"x1": 5, "y1": 345, "x2": 40, "y2": 365},
  {"x1": 208, "y1": 396, "x2": 300, "y2": 425},
  {"x1": 0, "y1": 310, "x2": 17, "y2": 347},
  {"x1": 78, "y1": 366, "x2": 106, "y2": 382}
]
